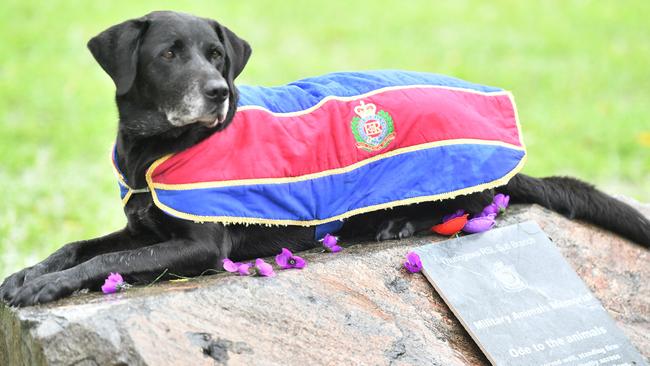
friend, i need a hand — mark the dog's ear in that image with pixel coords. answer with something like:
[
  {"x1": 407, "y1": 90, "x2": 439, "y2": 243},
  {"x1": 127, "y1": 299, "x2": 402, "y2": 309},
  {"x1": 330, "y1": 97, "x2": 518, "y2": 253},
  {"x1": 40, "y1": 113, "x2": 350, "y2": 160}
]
[
  {"x1": 87, "y1": 17, "x2": 149, "y2": 96},
  {"x1": 209, "y1": 20, "x2": 251, "y2": 121},
  {"x1": 211, "y1": 21, "x2": 252, "y2": 85}
]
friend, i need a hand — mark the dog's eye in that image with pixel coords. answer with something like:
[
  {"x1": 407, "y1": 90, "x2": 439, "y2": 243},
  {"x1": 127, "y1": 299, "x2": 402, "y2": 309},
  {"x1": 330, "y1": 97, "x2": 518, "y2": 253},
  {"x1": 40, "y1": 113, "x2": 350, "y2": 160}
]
[
  {"x1": 162, "y1": 50, "x2": 175, "y2": 59},
  {"x1": 210, "y1": 49, "x2": 222, "y2": 60}
]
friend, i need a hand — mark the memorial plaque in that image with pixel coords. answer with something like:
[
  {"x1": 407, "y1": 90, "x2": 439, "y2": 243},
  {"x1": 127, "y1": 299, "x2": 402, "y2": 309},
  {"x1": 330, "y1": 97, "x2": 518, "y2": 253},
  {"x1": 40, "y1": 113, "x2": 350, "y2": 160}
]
[{"x1": 415, "y1": 221, "x2": 647, "y2": 366}]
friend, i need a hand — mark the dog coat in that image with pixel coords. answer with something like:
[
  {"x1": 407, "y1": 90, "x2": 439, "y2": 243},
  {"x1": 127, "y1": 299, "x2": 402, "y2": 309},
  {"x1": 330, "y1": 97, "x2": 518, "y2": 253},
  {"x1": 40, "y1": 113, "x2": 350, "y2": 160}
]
[{"x1": 113, "y1": 70, "x2": 526, "y2": 235}]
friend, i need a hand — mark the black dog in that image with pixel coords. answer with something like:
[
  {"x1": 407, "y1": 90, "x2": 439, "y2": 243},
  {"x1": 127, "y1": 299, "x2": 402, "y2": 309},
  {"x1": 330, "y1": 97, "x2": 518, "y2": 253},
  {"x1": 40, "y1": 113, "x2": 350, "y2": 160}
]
[{"x1": 1, "y1": 11, "x2": 649, "y2": 307}]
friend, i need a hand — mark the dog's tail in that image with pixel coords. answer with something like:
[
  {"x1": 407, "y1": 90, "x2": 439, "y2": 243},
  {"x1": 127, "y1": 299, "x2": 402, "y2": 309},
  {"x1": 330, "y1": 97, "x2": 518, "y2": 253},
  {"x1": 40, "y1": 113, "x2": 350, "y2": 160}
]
[{"x1": 498, "y1": 174, "x2": 650, "y2": 247}]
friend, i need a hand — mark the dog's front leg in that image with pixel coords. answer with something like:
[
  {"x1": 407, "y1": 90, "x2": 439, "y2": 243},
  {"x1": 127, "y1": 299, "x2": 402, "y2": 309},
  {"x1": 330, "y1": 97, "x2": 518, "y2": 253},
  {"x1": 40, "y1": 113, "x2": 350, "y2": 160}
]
[
  {"x1": 0, "y1": 228, "x2": 157, "y2": 302},
  {"x1": 7, "y1": 238, "x2": 224, "y2": 307}
]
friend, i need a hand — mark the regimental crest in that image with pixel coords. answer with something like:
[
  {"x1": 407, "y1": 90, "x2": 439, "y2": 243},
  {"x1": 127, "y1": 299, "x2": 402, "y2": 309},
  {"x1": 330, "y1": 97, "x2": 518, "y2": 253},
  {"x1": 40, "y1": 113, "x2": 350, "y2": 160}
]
[{"x1": 350, "y1": 101, "x2": 396, "y2": 152}]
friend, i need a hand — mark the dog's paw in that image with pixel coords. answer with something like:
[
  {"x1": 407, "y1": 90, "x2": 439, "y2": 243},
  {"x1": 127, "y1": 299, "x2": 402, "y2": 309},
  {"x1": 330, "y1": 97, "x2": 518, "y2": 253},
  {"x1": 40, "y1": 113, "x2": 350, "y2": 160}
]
[
  {"x1": 7, "y1": 272, "x2": 79, "y2": 307},
  {"x1": 375, "y1": 217, "x2": 416, "y2": 241},
  {"x1": 1, "y1": 267, "x2": 31, "y2": 303},
  {"x1": 0, "y1": 264, "x2": 53, "y2": 303}
]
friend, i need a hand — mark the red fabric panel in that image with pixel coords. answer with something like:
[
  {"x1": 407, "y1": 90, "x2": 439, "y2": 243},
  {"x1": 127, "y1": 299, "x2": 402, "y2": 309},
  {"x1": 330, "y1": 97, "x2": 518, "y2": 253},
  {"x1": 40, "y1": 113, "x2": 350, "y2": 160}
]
[{"x1": 152, "y1": 87, "x2": 520, "y2": 185}]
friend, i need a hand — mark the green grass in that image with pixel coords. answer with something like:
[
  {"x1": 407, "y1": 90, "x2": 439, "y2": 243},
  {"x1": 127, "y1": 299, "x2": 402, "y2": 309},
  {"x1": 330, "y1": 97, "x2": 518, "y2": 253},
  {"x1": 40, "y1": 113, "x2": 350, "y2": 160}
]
[{"x1": 1, "y1": 0, "x2": 649, "y2": 279}]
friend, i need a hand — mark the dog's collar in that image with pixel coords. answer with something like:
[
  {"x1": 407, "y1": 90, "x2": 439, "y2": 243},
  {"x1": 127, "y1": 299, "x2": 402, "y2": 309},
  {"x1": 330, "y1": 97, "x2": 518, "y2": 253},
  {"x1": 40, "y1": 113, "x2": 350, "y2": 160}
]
[{"x1": 111, "y1": 145, "x2": 150, "y2": 205}]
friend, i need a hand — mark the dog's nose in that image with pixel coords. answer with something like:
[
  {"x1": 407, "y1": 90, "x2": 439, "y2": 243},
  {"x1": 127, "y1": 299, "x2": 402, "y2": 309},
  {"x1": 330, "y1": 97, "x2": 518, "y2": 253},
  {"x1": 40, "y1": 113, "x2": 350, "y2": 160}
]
[{"x1": 203, "y1": 80, "x2": 229, "y2": 101}]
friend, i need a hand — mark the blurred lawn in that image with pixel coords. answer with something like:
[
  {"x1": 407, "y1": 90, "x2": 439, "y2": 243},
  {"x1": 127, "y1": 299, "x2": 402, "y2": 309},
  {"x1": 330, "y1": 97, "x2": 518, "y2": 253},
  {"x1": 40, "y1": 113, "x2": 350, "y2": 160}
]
[{"x1": 1, "y1": 0, "x2": 649, "y2": 279}]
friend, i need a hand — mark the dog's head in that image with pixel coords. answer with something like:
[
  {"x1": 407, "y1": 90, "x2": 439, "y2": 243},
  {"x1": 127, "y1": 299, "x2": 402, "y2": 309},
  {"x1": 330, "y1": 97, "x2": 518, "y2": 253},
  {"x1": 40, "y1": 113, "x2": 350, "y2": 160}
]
[{"x1": 88, "y1": 11, "x2": 251, "y2": 136}]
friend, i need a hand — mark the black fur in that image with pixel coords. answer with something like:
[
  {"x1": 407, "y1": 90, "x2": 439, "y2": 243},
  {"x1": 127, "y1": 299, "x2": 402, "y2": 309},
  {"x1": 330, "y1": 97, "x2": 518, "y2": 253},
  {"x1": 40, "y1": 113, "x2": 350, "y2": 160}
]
[
  {"x1": 1, "y1": 11, "x2": 648, "y2": 307},
  {"x1": 501, "y1": 174, "x2": 650, "y2": 245}
]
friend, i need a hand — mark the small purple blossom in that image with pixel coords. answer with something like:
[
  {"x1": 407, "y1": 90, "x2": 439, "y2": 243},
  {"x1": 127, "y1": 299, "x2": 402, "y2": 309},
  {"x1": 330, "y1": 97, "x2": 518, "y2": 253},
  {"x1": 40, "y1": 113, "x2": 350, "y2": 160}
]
[
  {"x1": 222, "y1": 258, "x2": 240, "y2": 272},
  {"x1": 275, "y1": 248, "x2": 306, "y2": 269},
  {"x1": 480, "y1": 203, "x2": 499, "y2": 217},
  {"x1": 101, "y1": 272, "x2": 127, "y2": 294},
  {"x1": 101, "y1": 280, "x2": 119, "y2": 294},
  {"x1": 493, "y1": 193, "x2": 510, "y2": 213},
  {"x1": 404, "y1": 251, "x2": 423, "y2": 273},
  {"x1": 223, "y1": 258, "x2": 253, "y2": 276},
  {"x1": 442, "y1": 209, "x2": 466, "y2": 223},
  {"x1": 107, "y1": 272, "x2": 123, "y2": 284},
  {"x1": 237, "y1": 262, "x2": 253, "y2": 276},
  {"x1": 321, "y1": 234, "x2": 342, "y2": 253},
  {"x1": 463, "y1": 215, "x2": 496, "y2": 233},
  {"x1": 254, "y1": 258, "x2": 276, "y2": 277}
]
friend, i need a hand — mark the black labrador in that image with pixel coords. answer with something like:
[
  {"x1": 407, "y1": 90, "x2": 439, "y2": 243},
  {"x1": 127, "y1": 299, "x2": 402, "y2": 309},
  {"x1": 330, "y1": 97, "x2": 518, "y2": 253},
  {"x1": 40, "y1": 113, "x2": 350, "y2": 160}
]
[{"x1": 2, "y1": 11, "x2": 649, "y2": 307}]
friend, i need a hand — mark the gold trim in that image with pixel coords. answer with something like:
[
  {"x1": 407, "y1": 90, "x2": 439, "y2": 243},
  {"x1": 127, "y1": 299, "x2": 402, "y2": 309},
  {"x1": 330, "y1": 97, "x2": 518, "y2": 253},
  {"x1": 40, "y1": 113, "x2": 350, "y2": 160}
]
[
  {"x1": 121, "y1": 190, "x2": 133, "y2": 206},
  {"x1": 109, "y1": 144, "x2": 129, "y2": 188},
  {"x1": 111, "y1": 145, "x2": 154, "y2": 206},
  {"x1": 237, "y1": 84, "x2": 510, "y2": 117},
  {"x1": 109, "y1": 145, "x2": 133, "y2": 206}
]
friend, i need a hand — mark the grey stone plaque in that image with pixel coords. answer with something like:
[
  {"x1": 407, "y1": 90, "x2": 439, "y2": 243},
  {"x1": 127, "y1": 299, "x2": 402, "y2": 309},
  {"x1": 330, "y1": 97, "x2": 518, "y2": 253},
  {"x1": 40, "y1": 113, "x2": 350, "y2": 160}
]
[{"x1": 415, "y1": 221, "x2": 647, "y2": 366}]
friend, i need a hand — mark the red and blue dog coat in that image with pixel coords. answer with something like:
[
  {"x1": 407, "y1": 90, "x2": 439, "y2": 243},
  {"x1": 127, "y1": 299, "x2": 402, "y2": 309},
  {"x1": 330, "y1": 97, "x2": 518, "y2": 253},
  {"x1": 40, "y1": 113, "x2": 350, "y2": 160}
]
[{"x1": 113, "y1": 70, "x2": 526, "y2": 236}]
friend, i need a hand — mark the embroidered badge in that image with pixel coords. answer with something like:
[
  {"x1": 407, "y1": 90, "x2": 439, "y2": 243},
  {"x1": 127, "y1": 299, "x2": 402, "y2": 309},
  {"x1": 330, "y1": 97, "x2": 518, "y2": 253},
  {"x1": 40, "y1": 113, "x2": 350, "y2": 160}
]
[{"x1": 351, "y1": 101, "x2": 396, "y2": 152}]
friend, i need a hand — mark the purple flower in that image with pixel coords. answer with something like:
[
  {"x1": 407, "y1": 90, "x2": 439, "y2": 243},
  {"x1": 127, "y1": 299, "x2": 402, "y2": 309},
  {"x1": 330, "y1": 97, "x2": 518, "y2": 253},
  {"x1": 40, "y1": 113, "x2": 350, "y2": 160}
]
[
  {"x1": 101, "y1": 282, "x2": 118, "y2": 294},
  {"x1": 106, "y1": 272, "x2": 123, "y2": 284},
  {"x1": 321, "y1": 234, "x2": 342, "y2": 253},
  {"x1": 236, "y1": 262, "x2": 253, "y2": 276},
  {"x1": 101, "y1": 272, "x2": 126, "y2": 294},
  {"x1": 480, "y1": 203, "x2": 499, "y2": 217},
  {"x1": 222, "y1": 258, "x2": 240, "y2": 272},
  {"x1": 275, "y1": 248, "x2": 306, "y2": 269},
  {"x1": 222, "y1": 258, "x2": 253, "y2": 276},
  {"x1": 493, "y1": 193, "x2": 510, "y2": 213},
  {"x1": 404, "y1": 251, "x2": 423, "y2": 273},
  {"x1": 254, "y1": 258, "x2": 276, "y2": 277},
  {"x1": 478, "y1": 194, "x2": 510, "y2": 218},
  {"x1": 442, "y1": 209, "x2": 466, "y2": 223},
  {"x1": 463, "y1": 215, "x2": 496, "y2": 233}
]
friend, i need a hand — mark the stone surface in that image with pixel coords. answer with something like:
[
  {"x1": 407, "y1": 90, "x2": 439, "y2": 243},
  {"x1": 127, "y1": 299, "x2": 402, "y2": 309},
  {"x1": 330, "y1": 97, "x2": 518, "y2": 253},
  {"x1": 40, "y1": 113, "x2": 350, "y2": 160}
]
[{"x1": 1, "y1": 203, "x2": 648, "y2": 366}]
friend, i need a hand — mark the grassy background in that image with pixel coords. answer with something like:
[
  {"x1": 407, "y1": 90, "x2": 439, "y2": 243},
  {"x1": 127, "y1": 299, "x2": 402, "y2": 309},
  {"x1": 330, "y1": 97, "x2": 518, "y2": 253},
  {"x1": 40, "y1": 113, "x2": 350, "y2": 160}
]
[{"x1": 1, "y1": 0, "x2": 649, "y2": 279}]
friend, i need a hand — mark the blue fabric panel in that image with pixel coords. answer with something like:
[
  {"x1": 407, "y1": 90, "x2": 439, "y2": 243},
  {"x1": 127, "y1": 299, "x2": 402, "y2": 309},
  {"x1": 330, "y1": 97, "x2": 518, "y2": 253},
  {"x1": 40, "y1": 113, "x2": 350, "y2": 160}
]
[
  {"x1": 118, "y1": 182, "x2": 128, "y2": 200},
  {"x1": 155, "y1": 144, "x2": 524, "y2": 223},
  {"x1": 314, "y1": 221, "x2": 345, "y2": 240},
  {"x1": 237, "y1": 70, "x2": 503, "y2": 113}
]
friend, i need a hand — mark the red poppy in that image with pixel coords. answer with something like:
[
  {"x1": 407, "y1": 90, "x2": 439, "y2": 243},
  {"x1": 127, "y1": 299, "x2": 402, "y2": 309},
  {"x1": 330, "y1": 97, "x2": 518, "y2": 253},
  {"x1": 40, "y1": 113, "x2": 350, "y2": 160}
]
[{"x1": 431, "y1": 214, "x2": 469, "y2": 235}]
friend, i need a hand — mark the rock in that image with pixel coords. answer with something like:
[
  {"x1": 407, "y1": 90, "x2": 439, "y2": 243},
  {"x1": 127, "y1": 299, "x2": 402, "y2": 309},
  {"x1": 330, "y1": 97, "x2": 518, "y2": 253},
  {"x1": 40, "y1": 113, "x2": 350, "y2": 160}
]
[{"x1": 1, "y1": 203, "x2": 649, "y2": 366}]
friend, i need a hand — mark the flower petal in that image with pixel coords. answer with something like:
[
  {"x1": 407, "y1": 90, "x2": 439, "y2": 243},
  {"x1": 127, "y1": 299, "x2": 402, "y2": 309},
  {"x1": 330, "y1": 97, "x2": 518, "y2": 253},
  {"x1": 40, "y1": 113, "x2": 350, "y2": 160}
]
[
  {"x1": 432, "y1": 214, "x2": 469, "y2": 235},
  {"x1": 237, "y1": 262, "x2": 253, "y2": 276},
  {"x1": 101, "y1": 279, "x2": 118, "y2": 294},
  {"x1": 222, "y1": 258, "x2": 241, "y2": 273},
  {"x1": 463, "y1": 216, "x2": 496, "y2": 233},
  {"x1": 494, "y1": 193, "x2": 510, "y2": 211},
  {"x1": 292, "y1": 255, "x2": 306, "y2": 269},
  {"x1": 406, "y1": 251, "x2": 421, "y2": 266},
  {"x1": 275, "y1": 248, "x2": 292, "y2": 269},
  {"x1": 480, "y1": 203, "x2": 499, "y2": 217},
  {"x1": 404, "y1": 252, "x2": 423, "y2": 273},
  {"x1": 255, "y1": 258, "x2": 276, "y2": 277},
  {"x1": 322, "y1": 234, "x2": 338, "y2": 248},
  {"x1": 328, "y1": 245, "x2": 343, "y2": 253},
  {"x1": 404, "y1": 261, "x2": 422, "y2": 273},
  {"x1": 107, "y1": 272, "x2": 123, "y2": 284}
]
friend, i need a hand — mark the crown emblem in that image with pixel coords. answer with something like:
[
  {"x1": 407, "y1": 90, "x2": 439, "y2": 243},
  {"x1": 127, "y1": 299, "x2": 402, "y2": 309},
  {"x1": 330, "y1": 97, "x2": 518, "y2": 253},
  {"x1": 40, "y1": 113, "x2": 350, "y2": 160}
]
[
  {"x1": 350, "y1": 100, "x2": 396, "y2": 152},
  {"x1": 353, "y1": 101, "x2": 377, "y2": 119}
]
